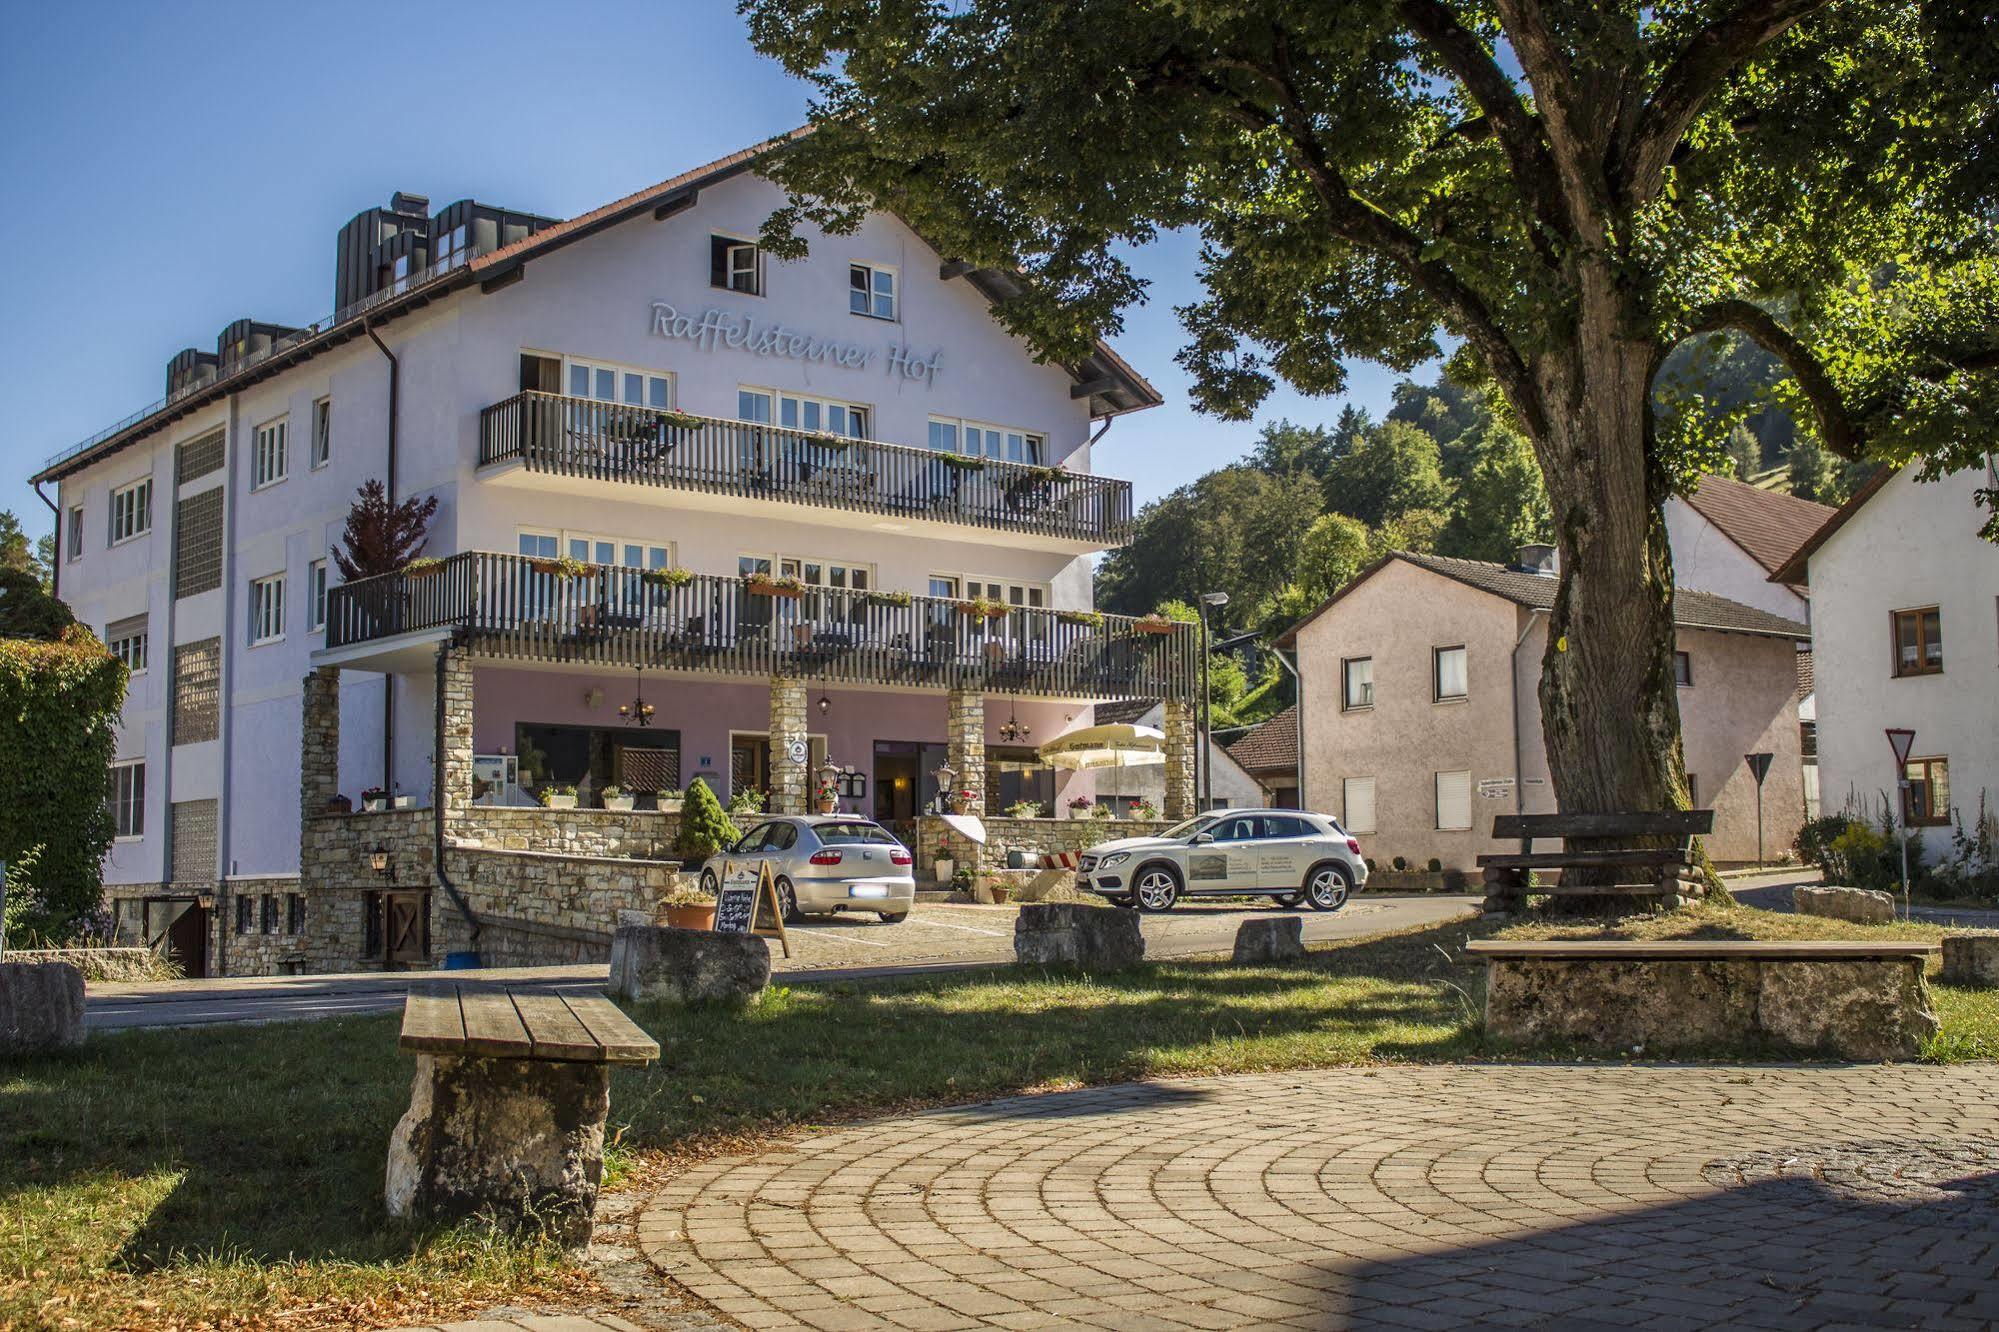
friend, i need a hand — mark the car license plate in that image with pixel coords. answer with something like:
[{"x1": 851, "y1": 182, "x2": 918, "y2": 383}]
[{"x1": 849, "y1": 883, "x2": 889, "y2": 899}]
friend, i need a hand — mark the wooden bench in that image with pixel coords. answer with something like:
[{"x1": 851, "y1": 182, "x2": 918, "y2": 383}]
[
  {"x1": 1466, "y1": 938, "x2": 1942, "y2": 1061},
  {"x1": 1477, "y1": 810, "x2": 1714, "y2": 914},
  {"x1": 385, "y1": 984, "x2": 658, "y2": 1248}
]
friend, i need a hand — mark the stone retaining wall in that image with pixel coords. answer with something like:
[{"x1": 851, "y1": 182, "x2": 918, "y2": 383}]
[
  {"x1": 916, "y1": 815, "x2": 1175, "y2": 878},
  {"x1": 432, "y1": 847, "x2": 689, "y2": 967}
]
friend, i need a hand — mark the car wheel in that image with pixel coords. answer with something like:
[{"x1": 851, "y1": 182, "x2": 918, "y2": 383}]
[
  {"x1": 775, "y1": 877, "x2": 805, "y2": 924},
  {"x1": 1132, "y1": 865, "x2": 1180, "y2": 913},
  {"x1": 878, "y1": 911, "x2": 908, "y2": 924},
  {"x1": 1305, "y1": 863, "x2": 1352, "y2": 911},
  {"x1": 700, "y1": 870, "x2": 719, "y2": 895},
  {"x1": 1276, "y1": 892, "x2": 1304, "y2": 909}
]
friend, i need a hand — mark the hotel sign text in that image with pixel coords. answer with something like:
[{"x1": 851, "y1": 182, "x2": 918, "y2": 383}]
[{"x1": 649, "y1": 302, "x2": 943, "y2": 384}]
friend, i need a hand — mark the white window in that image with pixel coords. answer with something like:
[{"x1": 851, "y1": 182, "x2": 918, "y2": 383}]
[
  {"x1": 1435, "y1": 770, "x2": 1473, "y2": 831},
  {"x1": 110, "y1": 760, "x2": 145, "y2": 839},
  {"x1": 434, "y1": 222, "x2": 470, "y2": 270},
  {"x1": 310, "y1": 397, "x2": 331, "y2": 467},
  {"x1": 712, "y1": 234, "x2": 763, "y2": 295},
  {"x1": 250, "y1": 573, "x2": 286, "y2": 645},
  {"x1": 109, "y1": 478, "x2": 152, "y2": 545},
  {"x1": 929, "y1": 416, "x2": 1043, "y2": 464},
  {"x1": 521, "y1": 529, "x2": 671, "y2": 573},
  {"x1": 740, "y1": 387, "x2": 870, "y2": 439},
  {"x1": 253, "y1": 418, "x2": 288, "y2": 489},
  {"x1": 67, "y1": 506, "x2": 83, "y2": 561},
  {"x1": 779, "y1": 556, "x2": 874, "y2": 592},
  {"x1": 308, "y1": 559, "x2": 329, "y2": 632},
  {"x1": 1342, "y1": 657, "x2": 1374, "y2": 710},
  {"x1": 107, "y1": 620, "x2": 148, "y2": 674},
  {"x1": 566, "y1": 357, "x2": 672, "y2": 410},
  {"x1": 1434, "y1": 645, "x2": 1468, "y2": 701},
  {"x1": 1342, "y1": 777, "x2": 1377, "y2": 835},
  {"x1": 849, "y1": 262, "x2": 897, "y2": 320}
]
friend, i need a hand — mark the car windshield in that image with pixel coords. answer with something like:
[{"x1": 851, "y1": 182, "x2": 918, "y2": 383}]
[
  {"x1": 1158, "y1": 815, "x2": 1219, "y2": 840},
  {"x1": 815, "y1": 821, "x2": 896, "y2": 846}
]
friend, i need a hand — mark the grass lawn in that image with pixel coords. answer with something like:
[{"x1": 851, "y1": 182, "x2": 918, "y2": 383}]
[{"x1": 4, "y1": 904, "x2": 1994, "y2": 1330}]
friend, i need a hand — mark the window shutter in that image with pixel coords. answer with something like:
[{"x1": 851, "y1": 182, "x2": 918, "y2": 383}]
[
  {"x1": 1436, "y1": 770, "x2": 1472, "y2": 831},
  {"x1": 1343, "y1": 777, "x2": 1377, "y2": 834}
]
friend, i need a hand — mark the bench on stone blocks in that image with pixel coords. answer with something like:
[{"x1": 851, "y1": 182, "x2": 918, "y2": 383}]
[
  {"x1": 1467, "y1": 938, "x2": 1942, "y2": 1061},
  {"x1": 385, "y1": 983, "x2": 658, "y2": 1248},
  {"x1": 1477, "y1": 809, "x2": 1714, "y2": 914}
]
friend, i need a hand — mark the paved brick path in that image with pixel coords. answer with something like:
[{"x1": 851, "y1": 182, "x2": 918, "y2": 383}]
[{"x1": 635, "y1": 1064, "x2": 1999, "y2": 1330}]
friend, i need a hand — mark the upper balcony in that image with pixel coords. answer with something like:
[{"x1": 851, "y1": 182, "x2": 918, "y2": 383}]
[{"x1": 476, "y1": 391, "x2": 1136, "y2": 551}]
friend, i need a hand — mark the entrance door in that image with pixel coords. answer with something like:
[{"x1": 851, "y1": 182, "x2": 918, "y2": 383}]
[
  {"x1": 732, "y1": 736, "x2": 771, "y2": 806},
  {"x1": 385, "y1": 892, "x2": 429, "y2": 965},
  {"x1": 144, "y1": 897, "x2": 208, "y2": 978}
]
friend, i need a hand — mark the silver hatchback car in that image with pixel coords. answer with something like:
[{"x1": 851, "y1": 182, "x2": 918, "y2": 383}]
[{"x1": 699, "y1": 815, "x2": 916, "y2": 923}]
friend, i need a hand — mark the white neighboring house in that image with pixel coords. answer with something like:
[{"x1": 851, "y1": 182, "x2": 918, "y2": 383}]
[
  {"x1": 1773, "y1": 461, "x2": 1999, "y2": 855},
  {"x1": 1088, "y1": 699, "x2": 1267, "y2": 815}
]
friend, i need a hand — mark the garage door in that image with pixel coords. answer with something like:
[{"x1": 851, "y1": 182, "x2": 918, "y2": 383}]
[{"x1": 1435, "y1": 770, "x2": 1472, "y2": 831}]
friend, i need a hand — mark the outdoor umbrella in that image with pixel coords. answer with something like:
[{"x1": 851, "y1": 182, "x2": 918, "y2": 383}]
[{"x1": 1037, "y1": 723, "x2": 1167, "y2": 810}]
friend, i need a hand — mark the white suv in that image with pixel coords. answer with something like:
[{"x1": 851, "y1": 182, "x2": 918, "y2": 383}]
[{"x1": 1077, "y1": 808, "x2": 1367, "y2": 913}]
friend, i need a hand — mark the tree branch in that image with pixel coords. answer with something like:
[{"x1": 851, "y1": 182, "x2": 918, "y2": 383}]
[
  {"x1": 1492, "y1": 0, "x2": 1612, "y2": 246},
  {"x1": 1689, "y1": 299, "x2": 1863, "y2": 459},
  {"x1": 1621, "y1": 0, "x2": 1833, "y2": 207}
]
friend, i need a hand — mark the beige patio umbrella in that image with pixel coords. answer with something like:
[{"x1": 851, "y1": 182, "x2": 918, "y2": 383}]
[{"x1": 1038, "y1": 723, "x2": 1166, "y2": 810}]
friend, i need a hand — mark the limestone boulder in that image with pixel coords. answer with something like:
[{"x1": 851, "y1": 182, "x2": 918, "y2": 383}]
[
  {"x1": 0, "y1": 960, "x2": 85, "y2": 1055},
  {"x1": 385, "y1": 1053, "x2": 607, "y2": 1249},
  {"x1": 1794, "y1": 886, "x2": 1896, "y2": 925},
  {"x1": 1484, "y1": 958, "x2": 1756, "y2": 1052},
  {"x1": 1756, "y1": 957, "x2": 1938, "y2": 1061},
  {"x1": 1233, "y1": 916, "x2": 1305, "y2": 965},
  {"x1": 1013, "y1": 903, "x2": 1144, "y2": 971},
  {"x1": 607, "y1": 924, "x2": 770, "y2": 1005},
  {"x1": 1941, "y1": 934, "x2": 1999, "y2": 987}
]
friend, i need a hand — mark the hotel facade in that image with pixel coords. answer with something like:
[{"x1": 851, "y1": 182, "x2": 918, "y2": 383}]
[{"x1": 35, "y1": 137, "x2": 1196, "y2": 975}]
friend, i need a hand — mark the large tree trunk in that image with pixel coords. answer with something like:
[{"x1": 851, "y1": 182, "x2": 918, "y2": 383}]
[{"x1": 1524, "y1": 273, "x2": 1690, "y2": 884}]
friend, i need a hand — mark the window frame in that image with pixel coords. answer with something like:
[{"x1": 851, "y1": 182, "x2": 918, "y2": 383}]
[
  {"x1": 109, "y1": 759, "x2": 146, "y2": 840},
  {"x1": 1903, "y1": 755, "x2": 1951, "y2": 827},
  {"x1": 563, "y1": 356, "x2": 675, "y2": 410},
  {"x1": 741, "y1": 384, "x2": 872, "y2": 440},
  {"x1": 249, "y1": 572, "x2": 287, "y2": 646},
  {"x1": 1673, "y1": 650, "x2": 1693, "y2": 688},
  {"x1": 1435, "y1": 769, "x2": 1474, "y2": 832},
  {"x1": 1341, "y1": 656, "x2": 1375, "y2": 711},
  {"x1": 929, "y1": 415, "x2": 1044, "y2": 465},
  {"x1": 1891, "y1": 606, "x2": 1943, "y2": 677},
  {"x1": 109, "y1": 476, "x2": 152, "y2": 546},
  {"x1": 1432, "y1": 645, "x2": 1469, "y2": 703},
  {"x1": 67, "y1": 505, "x2": 84, "y2": 561},
  {"x1": 308, "y1": 559, "x2": 329, "y2": 633},
  {"x1": 107, "y1": 620, "x2": 148, "y2": 675},
  {"x1": 711, "y1": 233, "x2": 764, "y2": 296},
  {"x1": 849, "y1": 261, "x2": 898, "y2": 321},
  {"x1": 252, "y1": 416, "x2": 289, "y2": 490},
  {"x1": 310, "y1": 396, "x2": 332, "y2": 468}
]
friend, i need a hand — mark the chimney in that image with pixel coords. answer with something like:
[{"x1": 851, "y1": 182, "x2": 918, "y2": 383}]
[{"x1": 1517, "y1": 543, "x2": 1558, "y2": 576}]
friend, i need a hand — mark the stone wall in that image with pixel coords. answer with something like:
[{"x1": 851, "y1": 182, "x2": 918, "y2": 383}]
[
  {"x1": 769, "y1": 675, "x2": 808, "y2": 814},
  {"x1": 1161, "y1": 699, "x2": 1195, "y2": 820},
  {"x1": 452, "y1": 807, "x2": 761, "y2": 859},
  {"x1": 915, "y1": 815, "x2": 1175, "y2": 877},
  {"x1": 432, "y1": 846, "x2": 688, "y2": 968},
  {"x1": 945, "y1": 688, "x2": 985, "y2": 813},
  {"x1": 220, "y1": 876, "x2": 317, "y2": 974}
]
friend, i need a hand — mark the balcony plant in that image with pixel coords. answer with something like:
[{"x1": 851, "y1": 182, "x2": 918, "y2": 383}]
[
  {"x1": 953, "y1": 596, "x2": 1011, "y2": 621},
  {"x1": 678, "y1": 779, "x2": 738, "y2": 866},
  {"x1": 401, "y1": 556, "x2": 445, "y2": 580},
  {"x1": 1089, "y1": 801, "x2": 1116, "y2": 820},
  {"x1": 641, "y1": 566, "x2": 695, "y2": 590},
  {"x1": 745, "y1": 572, "x2": 806, "y2": 598},
  {"x1": 540, "y1": 784, "x2": 579, "y2": 811},
  {"x1": 601, "y1": 784, "x2": 634, "y2": 812},
  {"x1": 657, "y1": 409, "x2": 707, "y2": 432},
  {"x1": 530, "y1": 555, "x2": 596, "y2": 580},
  {"x1": 1131, "y1": 612, "x2": 1179, "y2": 636},
  {"x1": 1056, "y1": 608, "x2": 1104, "y2": 629},
  {"x1": 861, "y1": 588, "x2": 912, "y2": 608},
  {"x1": 936, "y1": 452, "x2": 986, "y2": 472},
  {"x1": 947, "y1": 786, "x2": 979, "y2": 816},
  {"x1": 1005, "y1": 800, "x2": 1045, "y2": 819},
  {"x1": 1137, "y1": 800, "x2": 1159, "y2": 821}
]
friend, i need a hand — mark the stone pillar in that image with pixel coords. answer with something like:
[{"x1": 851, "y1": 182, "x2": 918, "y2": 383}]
[
  {"x1": 946, "y1": 688, "x2": 986, "y2": 814},
  {"x1": 769, "y1": 675, "x2": 807, "y2": 814},
  {"x1": 301, "y1": 666, "x2": 342, "y2": 823},
  {"x1": 1162, "y1": 697, "x2": 1196, "y2": 820},
  {"x1": 438, "y1": 645, "x2": 474, "y2": 826}
]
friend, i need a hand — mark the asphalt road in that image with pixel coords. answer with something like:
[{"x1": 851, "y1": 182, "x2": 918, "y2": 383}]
[{"x1": 84, "y1": 893, "x2": 1479, "y2": 1031}]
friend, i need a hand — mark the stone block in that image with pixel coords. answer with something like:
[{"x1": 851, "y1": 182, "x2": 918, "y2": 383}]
[
  {"x1": 0, "y1": 960, "x2": 85, "y2": 1055},
  {"x1": 1941, "y1": 934, "x2": 1999, "y2": 987},
  {"x1": 385, "y1": 1052, "x2": 608, "y2": 1249},
  {"x1": 1232, "y1": 916, "x2": 1305, "y2": 965},
  {"x1": 1794, "y1": 885, "x2": 1896, "y2": 925},
  {"x1": 1756, "y1": 958, "x2": 1938, "y2": 1061},
  {"x1": 1013, "y1": 902, "x2": 1144, "y2": 971},
  {"x1": 607, "y1": 924, "x2": 770, "y2": 1005}
]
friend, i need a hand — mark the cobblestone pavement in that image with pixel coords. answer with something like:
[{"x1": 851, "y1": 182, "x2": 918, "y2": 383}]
[{"x1": 634, "y1": 1064, "x2": 1999, "y2": 1330}]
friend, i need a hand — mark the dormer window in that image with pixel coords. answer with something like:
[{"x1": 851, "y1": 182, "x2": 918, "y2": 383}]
[
  {"x1": 711, "y1": 235, "x2": 762, "y2": 296},
  {"x1": 850, "y1": 262, "x2": 896, "y2": 320}
]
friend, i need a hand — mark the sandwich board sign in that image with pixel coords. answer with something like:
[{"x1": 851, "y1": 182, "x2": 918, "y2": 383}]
[{"x1": 713, "y1": 858, "x2": 791, "y2": 957}]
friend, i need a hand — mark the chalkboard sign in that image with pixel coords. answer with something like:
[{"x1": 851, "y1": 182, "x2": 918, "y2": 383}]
[{"x1": 713, "y1": 875, "x2": 759, "y2": 934}]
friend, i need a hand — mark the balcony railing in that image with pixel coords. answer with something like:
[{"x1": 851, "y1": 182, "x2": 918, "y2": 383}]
[
  {"x1": 477, "y1": 391, "x2": 1135, "y2": 545},
  {"x1": 325, "y1": 551, "x2": 1195, "y2": 703}
]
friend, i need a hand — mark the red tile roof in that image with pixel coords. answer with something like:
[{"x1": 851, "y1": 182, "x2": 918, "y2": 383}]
[
  {"x1": 1225, "y1": 704, "x2": 1298, "y2": 775},
  {"x1": 1681, "y1": 473, "x2": 1835, "y2": 580}
]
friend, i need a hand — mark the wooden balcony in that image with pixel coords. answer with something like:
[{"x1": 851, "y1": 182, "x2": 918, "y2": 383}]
[
  {"x1": 325, "y1": 551, "x2": 1195, "y2": 703},
  {"x1": 477, "y1": 391, "x2": 1135, "y2": 547}
]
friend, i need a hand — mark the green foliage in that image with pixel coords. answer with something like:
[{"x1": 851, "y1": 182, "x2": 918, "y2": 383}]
[
  {"x1": 332, "y1": 480, "x2": 439, "y2": 582},
  {"x1": 1096, "y1": 466, "x2": 1322, "y2": 619},
  {"x1": 0, "y1": 510, "x2": 51, "y2": 588},
  {"x1": 678, "y1": 780, "x2": 738, "y2": 861},
  {"x1": 1322, "y1": 419, "x2": 1451, "y2": 528},
  {"x1": 1438, "y1": 421, "x2": 1553, "y2": 563},
  {"x1": 0, "y1": 565, "x2": 76, "y2": 640},
  {"x1": 0, "y1": 626, "x2": 125, "y2": 939}
]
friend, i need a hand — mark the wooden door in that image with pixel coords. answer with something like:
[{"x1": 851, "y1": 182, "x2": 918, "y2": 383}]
[{"x1": 385, "y1": 892, "x2": 429, "y2": 965}]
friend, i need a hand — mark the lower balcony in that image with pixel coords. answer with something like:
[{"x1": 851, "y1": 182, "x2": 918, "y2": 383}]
[{"x1": 322, "y1": 551, "x2": 1196, "y2": 704}]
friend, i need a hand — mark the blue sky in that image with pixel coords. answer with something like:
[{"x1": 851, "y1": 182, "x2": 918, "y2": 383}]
[{"x1": 0, "y1": 0, "x2": 1422, "y2": 545}]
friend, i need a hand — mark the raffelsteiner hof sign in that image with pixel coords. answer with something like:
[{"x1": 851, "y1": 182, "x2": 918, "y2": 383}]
[{"x1": 649, "y1": 302, "x2": 944, "y2": 384}]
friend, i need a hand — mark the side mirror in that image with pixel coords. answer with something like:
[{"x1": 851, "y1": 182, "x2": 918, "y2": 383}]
[{"x1": 1191, "y1": 832, "x2": 1215, "y2": 845}]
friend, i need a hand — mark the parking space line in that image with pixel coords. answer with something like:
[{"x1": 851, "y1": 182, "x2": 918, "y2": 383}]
[
  {"x1": 788, "y1": 930, "x2": 895, "y2": 948},
  {"x1": 909, "y1": 918, "x2": 1011, "y2": 937}
]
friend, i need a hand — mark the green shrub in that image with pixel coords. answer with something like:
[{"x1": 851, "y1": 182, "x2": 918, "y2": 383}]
[
  {"x1": 0, "y1": 627, "x2": 125, "y2": 940},
  {"x1": 1793, "y1": 813, "x2": 1855, "y2": 870},
  {"x1": 1425, "y1": 857, "x2": 1443, "y2": 873},
  {"x1": 678, "y1": 780, "x2": 738, "y2": 862}
]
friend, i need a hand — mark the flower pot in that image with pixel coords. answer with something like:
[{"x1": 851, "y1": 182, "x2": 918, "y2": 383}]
[
  {"x1": 325, "y1": 794, "x2": 353, "y2": 815},
  {"x1": 656, "y1": 798, "x2": 684, "y2": 814},
  {"x1": 545, "y1": 794, "x2": 578, "y2": 810},
  {"x1": 404, "y1": 564, "x2": 445, "y2": 580},
  {"x1": 747, "y1": 578, "x2": 802, "y2": 599},
  {"x1": 392, "y1": 796, "x2": 413, "y2": 810},
  {"x1": 816, "y1": 797, "x2": 839, "y2": 815},
  {"x1": 362, "y1": 797, "x2": 388, "y2": 813},
  {"x1": 989, "y1": 885, "x2": 1013, "y2": 904},
  {"x1": 603, "y1": 796, "x2": 634, "y2": 811},
  {"x1": 665, "y1": 904, "x2": 717, "y2": 931},
  {"x1": 949, "y1": 796, "x2": 975, "y2": 816},
  {"x1": 1133, "y1": 621, "x2": 1178, "y2": 636}
]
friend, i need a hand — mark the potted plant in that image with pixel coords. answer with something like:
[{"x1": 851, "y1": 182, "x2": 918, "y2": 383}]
[
  {"x1": 862, "y1": 588, "x2": 912, "y2": 608},
  {"x1": 986, "y1": 878, "x2": 1014, "y2": 905},
  {"x1": 937, "y1": 452, "x2": 986, "y2": 472},
  {"x1": 728, "y1": 787, "x2": 767, "y2": 815},
  {"x1": 1090, "y1": 801, "x2": 1116, "y2": 821},
  {"x1": 1132, "y1": 612, "x2": 1180, "y2": 635},
  {"x1": 1056, "y1": 608, "x2": 1105, "y2": 629},
  {"x1": 541, "y1": 784, "x2": 578, "y2": 811},
  {"x1": 655, "y1": 787, "x2": 684, "y2": 814},
  {"x1": 1067, "y1": 795, "x2": 1093, "y2": 820},
  {"x1": 657, "y1": 409, "x2": 707, "y2": 432},
  {"x1": 661, "y1": 881, "x2": 719, "y2": 931},
  {"x1": 531, "y1": 554, "x2": 595, "y2": 580},
  {"x1": 745, "y1": 572, "x2": 806, "y2": 598},
  {"x1": 325, "y1": 793, "x2": 353, "y2": 815},
  {"x1": 601, "y1": 784, "x2": 634, "y2": 812},
  {"x1": 948, "y1": 786, "x2": 979, "y2": 816},
  {"x1": 954, "y1": 596, "x2": 1011, "y2": 621},
  {"x1": 401, "y1": 556, "x2": 446, "y2": 580},
  {"x1": 1136, "y1": 799, "x2": 1159, "y2": 821},
  {"x1": 641, "y1": 566, "x2": 695, "y2": 590},
  {"x1": 391, "y1": 787, "x2": 413, "y2": 810},
  {"x1": 1005, "y1": 800, "x2": 1045, "y2": 819},
  {"x1": 815, "y1": 769, "x2": 841, "y2": 815},
  {"x1": 677, "y1": 780, "x2": 738, "y2": 868},
  {"x1": 360, "y1": 786, "x2": 389, "y2": 813}
]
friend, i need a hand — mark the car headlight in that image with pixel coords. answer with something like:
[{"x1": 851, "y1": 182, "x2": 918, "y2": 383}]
[{"x1": 1097, "y1": 852, "x2": 1130, "y2": 869}]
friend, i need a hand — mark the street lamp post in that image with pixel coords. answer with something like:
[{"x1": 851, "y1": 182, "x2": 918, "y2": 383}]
[
  {"x1": 1197, "y1": 592, "x2": 1230, "y2": 814},
  {"x1": 1885, "y1": 727, "x2": 1916, "y2": 919}
]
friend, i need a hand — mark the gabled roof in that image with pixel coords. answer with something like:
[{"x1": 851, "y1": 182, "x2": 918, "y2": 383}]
[
  {"x1": 1769, "y1": 465, "x2": 1898, "y2": 585},
  {"x1": 1225, "y1": 704, "x2": 1298, "y2": 775},
  {"x1": 1679, "y1": 473, "x2": 1834, "y2": 581},
  {"x1": 35, "y1": 131, "x2": 1160, "y2": 485},
  {"x1": 1277, "y1": 551, "x2": 1811, "y2": 647}
]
